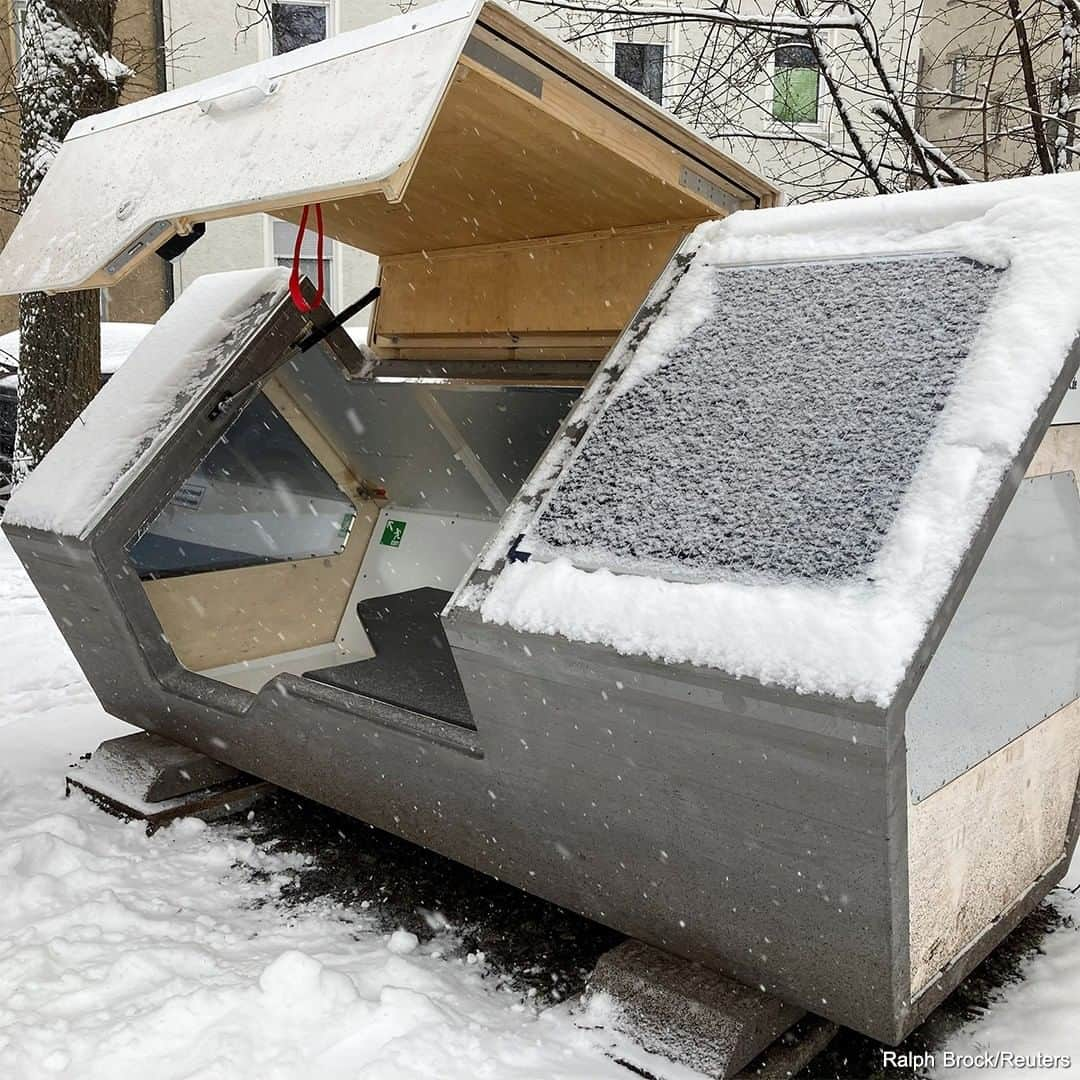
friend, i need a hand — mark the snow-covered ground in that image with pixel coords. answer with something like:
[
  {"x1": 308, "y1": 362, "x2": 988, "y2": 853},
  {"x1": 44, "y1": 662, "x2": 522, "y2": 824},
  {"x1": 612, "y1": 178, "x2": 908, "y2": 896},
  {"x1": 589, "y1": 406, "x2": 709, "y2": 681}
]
[
  {"x1": 0, "y1": 536, "x2": 629, "y2": 1079},
  {"x1": 0, "y1": 528, "x2": 1078, "y2": 1079}
]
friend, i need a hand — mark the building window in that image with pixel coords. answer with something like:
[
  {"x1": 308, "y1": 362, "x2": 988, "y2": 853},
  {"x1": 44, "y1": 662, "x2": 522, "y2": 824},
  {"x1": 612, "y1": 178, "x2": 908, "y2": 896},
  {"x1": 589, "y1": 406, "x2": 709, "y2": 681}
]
[
  {"x1": 12, "y1": 0, "x2": 27, "y2": 63},
  {"x1": 614, "y1": 42, "x2": 665, "y2": 105},
  {"x1": 273, "y1": 218, "x2": 333, "y2": 307},
  {"x1": 772, "y1": 39, "x2": 819, "y2": 124},
  {"x1": 949, "y1": 54, "x2": 968, "y2": 99},
  {"x1": 271, "y1": 1, "x2": 328, "y2": 56}
]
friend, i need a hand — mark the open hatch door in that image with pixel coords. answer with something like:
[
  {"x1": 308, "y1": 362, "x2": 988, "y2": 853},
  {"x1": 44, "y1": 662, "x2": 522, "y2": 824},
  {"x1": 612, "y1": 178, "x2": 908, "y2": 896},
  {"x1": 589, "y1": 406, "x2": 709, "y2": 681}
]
[
  {"x1": 0, "y1": 0, "x2": 476, "y2": 295},
  {"x1": 0, "y1": 0, "x2": 778, "y2": 365},
  {"x1": 4, "y1": 262, "x2": 579, "y2": 708}
]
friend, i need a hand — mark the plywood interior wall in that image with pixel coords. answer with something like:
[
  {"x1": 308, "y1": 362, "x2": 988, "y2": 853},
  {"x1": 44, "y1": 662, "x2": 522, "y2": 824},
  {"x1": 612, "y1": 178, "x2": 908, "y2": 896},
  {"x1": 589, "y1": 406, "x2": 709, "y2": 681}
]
[
  {"x1": 143, "y1": 378, "x2": 376, "y2": 672},
  {"x1": 907, "y1": 425, "x2": 1080, "y2": 995},
  {"x1": 373, "y1": 223, "x2": 694, "y2": 352}
]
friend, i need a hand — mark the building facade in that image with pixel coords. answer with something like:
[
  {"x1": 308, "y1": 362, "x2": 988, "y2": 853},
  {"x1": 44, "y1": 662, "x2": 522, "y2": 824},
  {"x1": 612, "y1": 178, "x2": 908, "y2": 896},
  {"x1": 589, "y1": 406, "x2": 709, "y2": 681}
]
[{"x1": 915, "y1": 0, "x2": 1068, "y2": 181}]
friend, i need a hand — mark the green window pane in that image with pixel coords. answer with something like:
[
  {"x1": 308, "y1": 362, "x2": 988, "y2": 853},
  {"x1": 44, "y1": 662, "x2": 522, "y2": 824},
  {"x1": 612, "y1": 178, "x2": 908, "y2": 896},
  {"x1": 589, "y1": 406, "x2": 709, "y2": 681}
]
[{"x1": 772, "y1": 45, "x2": 820, "y2": 124}]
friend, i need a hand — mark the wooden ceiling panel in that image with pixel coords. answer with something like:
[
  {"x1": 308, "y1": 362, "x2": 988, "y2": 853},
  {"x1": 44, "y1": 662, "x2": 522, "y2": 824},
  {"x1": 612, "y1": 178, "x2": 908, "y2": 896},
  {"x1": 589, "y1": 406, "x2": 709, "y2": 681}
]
[{"x1": 273, "y1": 63, "x2": 717, "y2": 256}]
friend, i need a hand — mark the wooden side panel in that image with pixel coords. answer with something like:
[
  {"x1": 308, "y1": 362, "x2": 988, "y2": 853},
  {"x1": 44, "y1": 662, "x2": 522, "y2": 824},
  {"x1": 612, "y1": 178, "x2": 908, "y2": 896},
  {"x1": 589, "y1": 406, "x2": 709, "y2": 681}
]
[
  {"x1": 374, "y1": 224, "x2": 693, "y2": 348},
  {"x1": 907, "y1": 699, "x2": 1080, "y2": 994},
  {"x1": 907, "y1": 427, "x2": 1080, "y2": 995},
  {"x1": 143, "y1": 377, "x2": 377, "y2": 671},
  {"x1": 143, "y1": 524, "x2": 373, "y2": 671},
  {"x1": 1028, "y1": 422, "x2": 1080, "y2": 476}
]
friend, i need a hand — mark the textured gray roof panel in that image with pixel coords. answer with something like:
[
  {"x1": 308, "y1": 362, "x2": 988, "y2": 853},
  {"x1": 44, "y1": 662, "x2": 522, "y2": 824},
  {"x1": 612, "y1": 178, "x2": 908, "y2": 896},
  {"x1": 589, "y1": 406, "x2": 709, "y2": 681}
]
[{"x1": 529, "y1": 254, "x2": 1003, "y2": 584}]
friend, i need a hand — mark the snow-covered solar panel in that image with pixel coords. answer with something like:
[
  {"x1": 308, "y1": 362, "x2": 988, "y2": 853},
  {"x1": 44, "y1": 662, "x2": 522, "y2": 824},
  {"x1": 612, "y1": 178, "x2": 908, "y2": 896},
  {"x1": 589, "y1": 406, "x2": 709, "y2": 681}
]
[{"x1": 529, "y1": 254, "x2": 1003, "y2": 583}]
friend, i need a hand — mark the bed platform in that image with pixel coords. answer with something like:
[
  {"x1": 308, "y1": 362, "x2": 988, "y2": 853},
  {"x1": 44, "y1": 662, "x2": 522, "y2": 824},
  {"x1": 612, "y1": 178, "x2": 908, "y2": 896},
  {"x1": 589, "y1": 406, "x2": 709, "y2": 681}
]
[{"x1": 303, "y1": 588, "x2": 472, "y2": 728}]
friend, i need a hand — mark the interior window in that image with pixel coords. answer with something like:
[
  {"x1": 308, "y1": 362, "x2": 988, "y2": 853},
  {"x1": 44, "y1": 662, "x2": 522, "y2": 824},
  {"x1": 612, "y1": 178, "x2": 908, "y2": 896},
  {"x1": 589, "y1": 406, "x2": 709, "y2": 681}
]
[
  {"x1": 271, "y1": 1, "x2": 327, "y2": 55},
  {"x1": 127, "y1": 392, "x2": 356, "y2": 578},
  {"x1": 772, "y1": 39, "x2": 819, "y2": 124},
  {"x1": 614, "y1": 42, "x2": 665, "y2": 105}
]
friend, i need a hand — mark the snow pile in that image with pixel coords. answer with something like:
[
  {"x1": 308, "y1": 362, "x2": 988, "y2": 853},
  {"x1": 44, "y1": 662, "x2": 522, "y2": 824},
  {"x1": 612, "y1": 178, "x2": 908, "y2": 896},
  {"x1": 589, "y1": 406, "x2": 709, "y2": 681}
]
[
  {"x1": 4, "y1": 268, "x2": 289, "y2": 539},
  {"x1": 928, "y1": 900, "x2": 1080, "y2": 1080},
  {"x1": 0, "y1": 534, "x2": 630, "y2": 1080},
  {"x1": 477, "y1": 175, "x2": 1080, "y2": 705},
  {"x1": 0, "y1": 322, "x2": 151, "y2": 387}
]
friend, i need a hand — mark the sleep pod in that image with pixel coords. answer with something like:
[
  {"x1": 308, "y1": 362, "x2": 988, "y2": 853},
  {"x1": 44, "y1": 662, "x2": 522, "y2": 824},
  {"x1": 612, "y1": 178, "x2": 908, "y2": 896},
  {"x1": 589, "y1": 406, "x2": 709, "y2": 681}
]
[{"x1": 2, "y1": 0, "x2": 1079, "y2": 1050}]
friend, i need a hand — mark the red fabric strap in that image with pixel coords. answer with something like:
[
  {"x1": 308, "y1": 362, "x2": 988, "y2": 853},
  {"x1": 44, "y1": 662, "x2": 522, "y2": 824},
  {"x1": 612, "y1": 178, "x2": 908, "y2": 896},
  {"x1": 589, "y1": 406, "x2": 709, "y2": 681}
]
[{"x1": 288, "y1": 203, "x2": 325, "y2": 313}]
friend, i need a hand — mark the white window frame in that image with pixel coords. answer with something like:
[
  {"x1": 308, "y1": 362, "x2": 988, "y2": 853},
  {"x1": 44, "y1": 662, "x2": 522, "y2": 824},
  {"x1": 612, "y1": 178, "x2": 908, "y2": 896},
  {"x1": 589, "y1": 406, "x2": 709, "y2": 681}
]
[
  {"x1": 605, "y1": 24, "x2": 677, "y2": 109},
  {"x1": 765, "y1": 31, "x2": 830, "y2": 138},
  {"x1": 949, "y1": 53, "x2": 969, "y2": 99},
  {"x1": 11, "y1": 0, "x2": 27, "y2": 67}
]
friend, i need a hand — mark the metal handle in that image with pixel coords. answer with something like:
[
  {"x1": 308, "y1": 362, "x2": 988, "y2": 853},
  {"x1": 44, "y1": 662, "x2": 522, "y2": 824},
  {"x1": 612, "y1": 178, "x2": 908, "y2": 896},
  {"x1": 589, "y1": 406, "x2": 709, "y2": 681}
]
[{"x1": 197, "y1": 74, "x2": 279, "y2": 115}]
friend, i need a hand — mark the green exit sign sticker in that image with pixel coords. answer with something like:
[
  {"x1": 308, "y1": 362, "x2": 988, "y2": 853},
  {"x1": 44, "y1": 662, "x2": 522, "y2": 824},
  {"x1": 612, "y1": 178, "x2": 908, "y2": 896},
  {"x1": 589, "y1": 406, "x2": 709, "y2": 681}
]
[{"x1": 380, "y1": 519, "x2": 407, "y2": 547}]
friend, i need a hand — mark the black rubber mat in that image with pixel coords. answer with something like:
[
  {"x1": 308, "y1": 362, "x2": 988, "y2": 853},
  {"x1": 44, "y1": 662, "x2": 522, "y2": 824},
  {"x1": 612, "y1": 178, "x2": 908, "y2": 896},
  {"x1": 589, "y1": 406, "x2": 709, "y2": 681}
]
[{"x1": 303, "y1": 587, "x2": 473, "y2": 727}]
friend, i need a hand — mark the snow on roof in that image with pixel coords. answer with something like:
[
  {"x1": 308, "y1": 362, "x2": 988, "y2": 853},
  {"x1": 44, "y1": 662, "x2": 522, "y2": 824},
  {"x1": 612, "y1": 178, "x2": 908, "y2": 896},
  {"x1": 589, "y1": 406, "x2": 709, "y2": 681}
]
[
  {"x1": 473, "y1": 175, "x2": 1080, "y2": 707},
  {"x1": 0, "y1": 323, "x2": 152, "y2": 388},
  {"x1": 531, "y1": 254, "x2": 1003, "y2": 583},
  {"x1": 4, "y1": 268, "x2": 290, "y2": 539}
]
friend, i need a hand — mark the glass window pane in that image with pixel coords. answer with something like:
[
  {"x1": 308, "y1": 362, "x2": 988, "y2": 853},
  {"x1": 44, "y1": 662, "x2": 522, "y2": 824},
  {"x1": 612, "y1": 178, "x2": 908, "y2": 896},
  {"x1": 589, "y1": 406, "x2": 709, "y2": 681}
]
[
  {"x1": 772, "y1": 43, "x2": 819, "y2": 124},
  {"x1": 273, "y1": 220, "x2": 333, "y2": 305},
  {"x1": 128, "y1": 392, "x2": 356, "y2": 577},
  {"x1": 274, "y1": 256, "x2": 332, "y2": 306},
  {"x1": 950, "y1": 55, "x2": 967, "y2": 97},
  {"x1": 614, "y1": 42, "x2": 665, "y2": 105},
  {"x1": 271, "y1": 2, "x2": 327, "y2": 55},
  {"x1": 273, "y1": 218, "x2": 321, "y2": 260}
]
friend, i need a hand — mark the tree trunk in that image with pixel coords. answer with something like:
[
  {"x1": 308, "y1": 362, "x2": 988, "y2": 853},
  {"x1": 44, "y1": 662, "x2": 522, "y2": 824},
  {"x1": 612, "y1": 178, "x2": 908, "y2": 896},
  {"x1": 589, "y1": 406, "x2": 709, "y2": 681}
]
[
  {"x1": 1008, "y1": 0, "x2": 1055, "y2": 173},
  {"x1": 15, "y1": 0, "x2": 123, "y2": 477}
]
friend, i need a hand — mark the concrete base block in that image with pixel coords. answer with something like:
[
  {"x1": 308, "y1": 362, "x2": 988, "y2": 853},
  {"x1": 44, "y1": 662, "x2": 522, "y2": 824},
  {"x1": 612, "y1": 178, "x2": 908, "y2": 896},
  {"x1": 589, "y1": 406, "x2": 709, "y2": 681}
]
[
  {"x1": 67, "y1": 772, "x2": 271, "y2": 833},
  {"x1": 88, "y1": 731, "x2": 242, "y2": 803},
  {"x1": 739, "y1": 1014, "x2": 839, "y2": 1079},
  {"x1": 66, "y1": 732, "x2": 272, "y2": 833},
  {"x1": 583, "y1": 940, "x2": 806, "y2": 1079}
]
